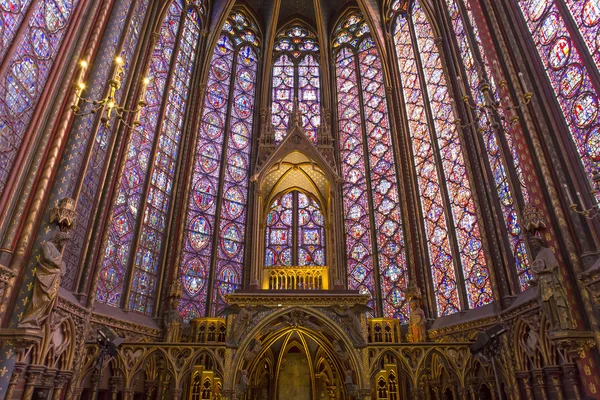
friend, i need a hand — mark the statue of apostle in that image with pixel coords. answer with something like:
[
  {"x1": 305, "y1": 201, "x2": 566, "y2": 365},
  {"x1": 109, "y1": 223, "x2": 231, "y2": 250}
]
[
  {"x1": 529, "y1": 236, "x2": 574, "y2": 331},
  {"x1": 19, "y1": 231, "x2": 70, "y2": 329}
]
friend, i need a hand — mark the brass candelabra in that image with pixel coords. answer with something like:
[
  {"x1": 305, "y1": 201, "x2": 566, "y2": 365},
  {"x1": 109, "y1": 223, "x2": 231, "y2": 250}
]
[
  {"x1": 71, "y1": 55, "x2": 150, "y2": 128},
  {"x1": 451, "y1": 61, "x2": 533, "y2": 132}
]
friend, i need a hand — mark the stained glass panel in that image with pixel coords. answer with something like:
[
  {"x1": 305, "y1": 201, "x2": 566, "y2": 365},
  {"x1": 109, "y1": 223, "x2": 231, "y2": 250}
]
[
  {"x1": 335, "y1": 48, "x2": 377, "y2": 310},
  {"x1": 179, "y1": 10, "x2": 258, "y2": 321},
  {"x1": 334, "y1": 12, "x2": 408, "y2": 318},
  {"x1": 271, "y1": 54, "x2": 294, "y2": 143},
  {"x1": 180, "y1": 34, "x2": 233, "y2": 321},
  {"x1": 297, "y1": 193, "x2": 325, "y2": 266},
  {"x1": 394, "y1": 14, "x2": 459, "y2": 316},
  {"x1": 298, "y1": 54, "x2": 320, "y2": 142},
  {"x1": 519, "y1": 0, "x2": 600, "y2": 200},
  {"x1": 62, "y1": 0, "x2": 149, "y2": 291},
  {"x1": 128, "y1": 8, "x2": 201, "y2": 315},
  {"x1": 211, "y1": 44, "x2": 257, "y2": 314},
  {"x1": 0, "y1": 0, "x2": 81, "y2": 199},
  {"x1": 0, "y1": 0, "x2": 34, "y2": 59},
  {"x1": 96, "y1": 1, "x2": 183, "y2": 307},
  {"x1": 271, "y1": 24, "x2": 320, "y2": 143},
  {"x1": 411, "y1": 2, "x2": 492, "y2": 309},
  {"x1": 265, "y1": 192, "x2": 293, "y2": 267},
  {"x1": 446, "y1": 0, "x2": 531, "y2": 289},
  {"x1": 564, "y1": 0, "x2": 600, "y2": 72}
]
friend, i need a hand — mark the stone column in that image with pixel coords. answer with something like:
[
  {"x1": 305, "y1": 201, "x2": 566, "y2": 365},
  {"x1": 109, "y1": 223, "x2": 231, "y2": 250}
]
[
  {"x1": 410, "y1": 387, "x2": 423, "y2": 400},
  {"x1": 467, "y1": 378, "x2": 478, "y2": 400},
  {"x1": 516, "y1": 371, "x2": 534, "y2": 400},
  {"x1": 171, "y1": 388, "x2": 183, "y2": 400},
  {"x1": 22, "y1": 365, "x2": 45, "y2": 400},
  {"x1": 122, "y1": 388, "x2": 135, "y2": 400},
  {"x1": 562, "y1": 364, "x2": 582, "y2": 400},
  {"x1": 51, "y1": 371, "x2": 73, "y2": 400},
  {"x1": 544, "y1": 366, "x2": 564, "y2": 400},
  {"x1": 457, "y1": 387, "x2": 469, "y2": 400},
  {"x1": 485, "y1": 379, "x2": 497, "y2": 400},
  {"x1": 4, "y1": 363, "x2": 26, "y2": 400},
  {"x1": 109, "y1": 376, "x2": 123, "y2": 400},
  {"x1": 532, "y1": 369, "x2": 548, "y2": 400},
  {"x1": 145, "y1": 380, "x2": 158, "y2": 400},
  {"x1": 90, "y1": 372, "x2": 100, "y2": 400},
  {"x1": 429, "y1": 380, "x2": 441, "y2": 400}
]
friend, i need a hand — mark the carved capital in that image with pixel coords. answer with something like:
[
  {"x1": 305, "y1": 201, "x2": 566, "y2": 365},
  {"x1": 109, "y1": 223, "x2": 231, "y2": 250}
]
[
  {"x1": 50, "y1": 198, "x2": 76, "y2": 231},
  {"x1": 548, "y1": 330, "x2": 596, "y2": 359},
  {"x1": 579, "y1": 261, "x2": 600, "y2": 305},
  {"x1": 522, "y1": 205, "x2": 547, "y2": 233}
]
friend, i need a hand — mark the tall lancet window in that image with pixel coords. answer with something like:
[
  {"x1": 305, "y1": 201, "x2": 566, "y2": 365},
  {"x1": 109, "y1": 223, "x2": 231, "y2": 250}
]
[
  {"x1": 96, "y1": 0, "x2": 203, "y2": 315},
  {"x1": 517, "y1": 0, "x2": 600, "y2": 201},
  {"x1": 333, "y1": 12, "x2": 409, "y2": 320},
  {"x1": 179, "y1": 10, "x2": 260, "y2": 320},
  {"x1": 271, "y1": 24, "x2": 321, "y2": 143},
  {"x1": 265, "y1": 191, "x2": 326, "y2": 268},
  {"x1": 438, "y1": 0, "x2": 532, "y2": 289},
  {"x1": 0, "y1": 0, "x2": 83, "y2": 198},
  {"x1": 60, "y1": 0, "x2": 150, "y2": 291},
  {"x1": 392, "y1": 1, "x2": 492, "y2": 316}
]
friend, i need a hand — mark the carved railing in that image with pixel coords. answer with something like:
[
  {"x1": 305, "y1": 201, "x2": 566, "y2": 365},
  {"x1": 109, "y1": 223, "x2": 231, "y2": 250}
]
[
  {"x1": 262, "y1": 265, "x2": 329, "y2": 290},
  {"x1": 189, "y1": 318, "x2": 227, "y2": 343},
  {"x1": 368, "y1": 318, "x2": 401, "y2": 344}
]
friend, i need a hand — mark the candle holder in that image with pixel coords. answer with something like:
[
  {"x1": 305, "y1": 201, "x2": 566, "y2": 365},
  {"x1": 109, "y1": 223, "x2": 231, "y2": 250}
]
[
  {"x1": 567, "y1": 172, "x2": 600, "y2": 219},
  {"x1": 71, "y1": 56, "x2": 150, "y2": 128},
  {"x1": 451, "y1": 66, "x2": 533, "y2": 132}
]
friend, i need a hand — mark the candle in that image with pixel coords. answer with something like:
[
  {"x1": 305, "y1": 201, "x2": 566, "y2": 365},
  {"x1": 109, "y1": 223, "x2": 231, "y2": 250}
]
[
  {"x1": 450, "y1": 98, "x2": 459, "y2": 120},
  {"x1": 76, "y1": 60, "x2": 88, "y2": 86},
  {"x1": 492, "y1": 60, "x2": 501, "y2": 80},
  {"x1": 140, "y1": 77, "x2": 150, "y2": 99},
  {"x1": 563, "y1": 183, "x2": 575, "y2": 206},
  {"x1": 518, "y1": 72, "x2": 530, "y2": 93},
  {"x1": 457, "y1": 76, "x2": 466, "y2": 97}
]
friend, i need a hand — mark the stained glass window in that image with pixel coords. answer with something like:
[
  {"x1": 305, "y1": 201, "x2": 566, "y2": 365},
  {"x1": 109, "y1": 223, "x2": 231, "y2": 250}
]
[
  {"x1": 518, "y1": 0, "x2": 600, "y2": 202},
  {"x1": 61, "y1": 0, "x2": 149, "y2": 291},
  {"x1": 0, "y1": 0, "x2": 82, "y2": 199},
  {"x1": 265, "y1": 192, "x2": 294, "y2": 267},
  {"x1": 271, "y1": 24, "x2": 321, "y2": 143},
  {"x1": 564, "y1": 0, "x2": 600, "y2": 72},
  {"x1": 179, "y1": 10, "x2": 259, "y2": 320},
  {"x1": 391, "y1": 1, "x2": 492, "y2": 316},
  {"x1": 443, "y1": 0, "x2": 532, "y2": 289},
  {"x1": 0, "y1": 0, "x2": 34, "y2": 59},
  {"x1": 333, "y1": 12, "x2": 409, "y2": 320},
  {"x1": 96, "y1": 0, "x2": 203, "y2": 314},
  {"x1": 264, "y1": 191, "x2": 325, "y2": 268}
]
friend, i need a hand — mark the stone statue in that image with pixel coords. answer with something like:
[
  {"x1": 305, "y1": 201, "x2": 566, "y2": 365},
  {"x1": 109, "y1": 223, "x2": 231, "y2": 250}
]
[
  {"x1": 221, "y1": 305, "x2": 270, "y2": 345},
  {"x1": 19, "y1": 231, "x2": 70, "y2": 329},
  {"x1": 344, "y1": 370, "x2": 358, "y2": 398},
  {"x1": 408, "y1": 298, "x2": 427, "y2": 342},
  {"x1": 332, "y1": 339, "x2": 349, "y2": 361},
  {"x1": 164, "y1": 281, "x2": 183, "y2": 342},
  {"x1": 529, "y1": 237, "x2": 574, "y2": 330},
  {"x1": 316, "y1": 371, "x2": 330, "y2": 400},
  {"x1": 236, "y1": 369, "x2": 249, "y2": 398},
  {"x1": 325, "y1": 304, "x2": 371, "y2": 346},
  {"x1": 244, "y1": 338, "x2": 262, "y2": 362}
]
